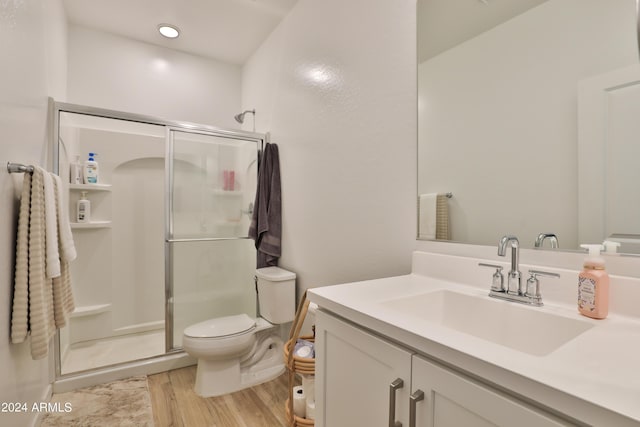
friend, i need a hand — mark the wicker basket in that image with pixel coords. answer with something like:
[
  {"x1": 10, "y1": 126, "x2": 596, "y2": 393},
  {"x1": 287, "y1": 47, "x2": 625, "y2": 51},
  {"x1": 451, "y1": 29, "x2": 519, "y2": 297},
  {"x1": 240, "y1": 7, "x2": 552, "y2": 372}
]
[
  {"x1": 285, "y1": 398, "x2": 315, "y2": 427},
  {"x1": 284, "y1": 291, "x2": 315, "y2": 426},
  {"x1": 283, "y1": 334, "x2": 315, "y2": 375}
]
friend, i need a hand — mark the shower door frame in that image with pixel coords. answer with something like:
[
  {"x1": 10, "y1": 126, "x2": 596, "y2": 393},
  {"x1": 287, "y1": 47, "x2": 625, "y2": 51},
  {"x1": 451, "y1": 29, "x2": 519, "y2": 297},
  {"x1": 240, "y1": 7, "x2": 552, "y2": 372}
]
[
  {"x1": 51, "y1": 100, "x2": 265, "y2": 379},
  {"x1": 165, "y1": 126, "x2": 263, "y2": 351}
]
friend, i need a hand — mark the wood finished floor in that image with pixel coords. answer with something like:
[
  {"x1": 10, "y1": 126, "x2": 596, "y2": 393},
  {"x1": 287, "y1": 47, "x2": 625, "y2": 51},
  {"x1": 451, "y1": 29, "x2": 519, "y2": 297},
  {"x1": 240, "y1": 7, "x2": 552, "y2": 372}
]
[{"x1": 148, "y1": 365, "x2": 289, "y2": 427}]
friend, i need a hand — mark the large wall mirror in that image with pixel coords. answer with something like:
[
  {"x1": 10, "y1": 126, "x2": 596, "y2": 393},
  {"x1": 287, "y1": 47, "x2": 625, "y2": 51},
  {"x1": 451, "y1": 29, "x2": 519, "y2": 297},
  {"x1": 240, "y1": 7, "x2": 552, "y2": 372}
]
[{"x1": 417, "y1": 0, "x2": 640, "y2": 253}]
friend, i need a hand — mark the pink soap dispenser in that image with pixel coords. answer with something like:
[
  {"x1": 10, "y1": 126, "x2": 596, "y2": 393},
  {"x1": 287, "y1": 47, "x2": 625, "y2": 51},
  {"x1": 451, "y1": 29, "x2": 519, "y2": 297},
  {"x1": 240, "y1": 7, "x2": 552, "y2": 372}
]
[{"x1": 578, "y1": 244, "x2": 609, "y2": 319}]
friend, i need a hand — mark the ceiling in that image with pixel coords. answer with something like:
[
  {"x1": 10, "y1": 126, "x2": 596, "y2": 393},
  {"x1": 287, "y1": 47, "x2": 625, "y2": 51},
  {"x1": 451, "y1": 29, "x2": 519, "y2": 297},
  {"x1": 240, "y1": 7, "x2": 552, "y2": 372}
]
[
  {"x1": 63, "y1": 0, "x2": 549, "y2": 67},
  {"x1": 62, "y1": 0, "x2": 299, "y2": 65},
  {"x1": 418, "y1": 0, "x2": 549, "y2": 63}
]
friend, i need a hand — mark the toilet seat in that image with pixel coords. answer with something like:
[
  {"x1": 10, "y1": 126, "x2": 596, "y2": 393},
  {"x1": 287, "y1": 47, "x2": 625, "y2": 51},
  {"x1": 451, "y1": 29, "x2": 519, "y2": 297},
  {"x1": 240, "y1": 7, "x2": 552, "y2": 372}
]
[{"x1": 184, "y1": 313, "x2": 256, "y2": 339}]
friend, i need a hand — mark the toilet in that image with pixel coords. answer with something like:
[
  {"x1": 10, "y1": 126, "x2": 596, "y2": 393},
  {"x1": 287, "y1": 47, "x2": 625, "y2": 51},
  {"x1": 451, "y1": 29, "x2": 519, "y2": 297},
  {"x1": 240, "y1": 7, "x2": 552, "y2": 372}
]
[{"x1": 182, "y1": 266, "x2": 296, "y2": 397}]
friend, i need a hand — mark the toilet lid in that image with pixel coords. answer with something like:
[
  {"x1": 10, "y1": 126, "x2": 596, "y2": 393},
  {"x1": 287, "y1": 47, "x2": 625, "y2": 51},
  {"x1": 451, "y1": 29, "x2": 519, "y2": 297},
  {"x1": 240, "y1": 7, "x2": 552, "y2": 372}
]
[{"x1": 183, "y1": 313, "x2": 256, "y2": 338}]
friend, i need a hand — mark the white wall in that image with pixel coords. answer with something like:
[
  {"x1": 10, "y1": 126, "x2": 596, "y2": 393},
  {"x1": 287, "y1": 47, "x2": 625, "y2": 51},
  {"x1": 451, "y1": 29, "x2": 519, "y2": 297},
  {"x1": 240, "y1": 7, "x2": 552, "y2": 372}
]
[
  {"x1": 242, "y1": 0, "x2": 417, "y2": 293},
  {"x1": 67, "y1": 25, "x2": 242, "y2": 128},
  {"x1": 418, "y1": 0, "x2": 638, "y2": 249},
  {"x1": 0, "y1": 0, "x2": 67, "y2": 425}
]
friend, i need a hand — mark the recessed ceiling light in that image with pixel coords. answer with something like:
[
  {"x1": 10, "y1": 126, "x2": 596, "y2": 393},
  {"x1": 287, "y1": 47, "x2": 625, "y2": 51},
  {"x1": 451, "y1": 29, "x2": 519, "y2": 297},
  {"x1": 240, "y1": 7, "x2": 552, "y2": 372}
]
[{"x1": 158, "y1": 24, "x2": 180, "y2": 39}]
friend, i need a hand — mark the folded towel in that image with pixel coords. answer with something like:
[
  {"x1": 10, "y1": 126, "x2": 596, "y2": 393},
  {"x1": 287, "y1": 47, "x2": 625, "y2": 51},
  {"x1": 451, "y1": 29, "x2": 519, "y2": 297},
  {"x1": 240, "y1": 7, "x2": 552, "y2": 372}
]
[
  {"x1": 435, "y1": 194, "x2": 450, "y2": 240},
  {"x1": 42, "y1": 168, "x2": 61, "y2": 279},
  {"x1": 249, "y1": 143, "x2": 282, "y2": 268},
  {"x1": 419, "y1": 193, "x2": 450, "y2": 240},
  {"x1": 52, "y1": 175, "x2": 75, "y2": 327},
  {"x1": 52, "y1": 174, "x2": 77, "y2": 262},
  {"x1": 11, "y1": 172, "x2": 32, "y2": 344},
  {"x1": 26, "y1": 167, "x2": 57, "y2": 359},
  {"x1": 11, "y1": 168, "x2": 74, "y2": 359},
  {"x1": 418, "y1": 193, "x2": 437, "y2": 239}
]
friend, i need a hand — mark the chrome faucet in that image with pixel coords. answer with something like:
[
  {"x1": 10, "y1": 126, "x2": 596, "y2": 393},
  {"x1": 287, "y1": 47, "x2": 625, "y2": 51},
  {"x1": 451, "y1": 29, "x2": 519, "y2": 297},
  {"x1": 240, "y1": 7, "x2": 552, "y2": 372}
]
[
  {"x1": 534, "y1": 233, "x2": 559, "y2": 249},
  {"x1": 479, "y1": 235, "x2": 561, "y2": 306},
  {"x1": 497, "y1": 235, "x2": 522, "y2": 295}
]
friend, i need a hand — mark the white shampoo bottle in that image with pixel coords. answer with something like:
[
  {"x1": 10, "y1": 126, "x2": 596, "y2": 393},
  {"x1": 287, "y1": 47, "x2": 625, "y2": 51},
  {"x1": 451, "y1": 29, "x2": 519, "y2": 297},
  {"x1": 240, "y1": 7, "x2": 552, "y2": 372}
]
[
  {"x1": 77, "y1": 191, "x2": 91, "y2": 223},
  {"x1": 84, "y1": 152, "x2": 99, "y2": 184}
]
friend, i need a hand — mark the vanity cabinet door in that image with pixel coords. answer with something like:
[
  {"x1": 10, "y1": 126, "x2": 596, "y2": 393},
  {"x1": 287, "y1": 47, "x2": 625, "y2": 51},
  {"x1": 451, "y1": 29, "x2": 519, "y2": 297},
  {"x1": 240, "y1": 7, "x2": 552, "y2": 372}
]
[
  {"x1": 315, "y1": 310, "x2": 412, "y2": 427},
  {"x1": 410, "y1": 355, "x2": 571, "y2": 427}
]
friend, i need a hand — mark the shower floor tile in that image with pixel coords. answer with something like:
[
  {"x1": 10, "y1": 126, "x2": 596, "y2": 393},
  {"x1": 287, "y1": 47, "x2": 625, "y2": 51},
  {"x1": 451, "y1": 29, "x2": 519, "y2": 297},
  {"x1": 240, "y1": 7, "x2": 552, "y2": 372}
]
[{"x1": 62, "y1": 330, "x2": 165, "y2": 374}]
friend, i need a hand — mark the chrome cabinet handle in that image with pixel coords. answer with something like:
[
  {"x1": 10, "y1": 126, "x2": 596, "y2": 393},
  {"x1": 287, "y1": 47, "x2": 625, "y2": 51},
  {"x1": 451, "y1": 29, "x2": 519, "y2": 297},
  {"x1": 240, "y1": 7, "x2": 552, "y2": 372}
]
[
  {"x1": 389, "y1": 378, "x2": 404, "y2": 427},
  {"x1": 409, "y1": 389, "x2": 425, "y2": 427}
]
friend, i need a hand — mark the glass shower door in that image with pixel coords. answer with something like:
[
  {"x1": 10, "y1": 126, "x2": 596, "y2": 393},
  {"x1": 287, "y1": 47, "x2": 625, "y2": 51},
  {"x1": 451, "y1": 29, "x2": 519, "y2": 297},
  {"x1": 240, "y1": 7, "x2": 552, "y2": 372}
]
[{"x1": 167, "y1": 129, "x2": 260, "y2": 349}]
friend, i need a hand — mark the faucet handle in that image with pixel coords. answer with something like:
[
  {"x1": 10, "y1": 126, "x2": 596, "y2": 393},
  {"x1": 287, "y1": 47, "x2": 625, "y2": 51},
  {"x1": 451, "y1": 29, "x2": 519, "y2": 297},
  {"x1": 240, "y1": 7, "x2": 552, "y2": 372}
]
[
  {"x1": 526, "y1": 270, "x2": 560, "y2": 302},
  {"x1": 478, "y1": 263, "x2": 505, "y2": 292}
]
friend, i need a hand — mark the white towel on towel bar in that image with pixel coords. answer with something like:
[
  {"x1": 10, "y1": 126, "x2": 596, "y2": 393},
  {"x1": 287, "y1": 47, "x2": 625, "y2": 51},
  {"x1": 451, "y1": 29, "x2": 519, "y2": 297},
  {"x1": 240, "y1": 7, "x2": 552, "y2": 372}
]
[
  {"x1": 419, "y1": 193, "x2": 437, "y2": 240},
  {"x1": 51, "y1": 175, "x2": 75, "y2": 328},
  {"x1": 11, "y1": 171, "x2": 32, "y2": 345},
  {"x1": 43, "y1": 168, "x2": 61, "y2": 279},
  {"x1": 419, "y1": 193, "x2": 450, "y2": 240},
  {"x1": 53, "y1": 174, "x2": 76, "y2": 263},
  {"x1": 11, "y1": 168, "x2": 76, "y2": 359},
  {"x1": 11, "y1": 169, "x2": 53, "y2": 352}
]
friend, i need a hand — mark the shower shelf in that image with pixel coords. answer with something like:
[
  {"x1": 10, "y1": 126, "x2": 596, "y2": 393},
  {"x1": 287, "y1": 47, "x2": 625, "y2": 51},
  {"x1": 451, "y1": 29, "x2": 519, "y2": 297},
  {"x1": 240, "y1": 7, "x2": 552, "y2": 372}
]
[
  {"x1": 70, "y1": 221, "x2": 112, "y2": 229},
  {"x1": 212, "y1": 189, "x2": 242, "y2": 196},
  {"x1": 69, "y1": 183, "x2": 112, "y2": 191},
  {"x1": 70, "y1": 303, "x2": 112, "y2": 318}
]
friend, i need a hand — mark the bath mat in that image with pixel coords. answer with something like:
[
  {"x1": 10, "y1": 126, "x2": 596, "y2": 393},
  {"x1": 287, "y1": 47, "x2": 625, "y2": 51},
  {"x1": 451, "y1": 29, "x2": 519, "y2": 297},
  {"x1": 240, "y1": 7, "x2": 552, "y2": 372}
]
[{"x1": 40, "y1": 376, "x2": 154, "y2": 427}]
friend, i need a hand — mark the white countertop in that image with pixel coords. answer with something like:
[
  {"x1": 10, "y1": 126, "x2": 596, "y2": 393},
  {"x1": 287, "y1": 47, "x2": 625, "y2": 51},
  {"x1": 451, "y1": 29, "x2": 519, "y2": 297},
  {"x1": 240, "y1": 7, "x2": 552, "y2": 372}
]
[{"x1": 308, "y1": 252, "x2": 640, "y2": 426}]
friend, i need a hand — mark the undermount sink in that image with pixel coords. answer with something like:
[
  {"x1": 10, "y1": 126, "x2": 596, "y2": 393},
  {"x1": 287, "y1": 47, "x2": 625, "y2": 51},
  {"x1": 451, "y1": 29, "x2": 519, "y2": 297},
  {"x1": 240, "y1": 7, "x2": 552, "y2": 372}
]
[{"x1": 381, "y1": 290, "x2": 594, "y2": 356}]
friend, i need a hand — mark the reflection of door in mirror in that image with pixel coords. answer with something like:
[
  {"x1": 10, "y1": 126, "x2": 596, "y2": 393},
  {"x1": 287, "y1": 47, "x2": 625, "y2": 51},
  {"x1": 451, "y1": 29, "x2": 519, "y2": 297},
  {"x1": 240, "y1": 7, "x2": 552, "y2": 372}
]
[
  {"x1": 578, "y1": 65, "x2": 640, "y2": 254},
  {"x1": 417, "y1": 0, "x2": 638, "y2": 251}
]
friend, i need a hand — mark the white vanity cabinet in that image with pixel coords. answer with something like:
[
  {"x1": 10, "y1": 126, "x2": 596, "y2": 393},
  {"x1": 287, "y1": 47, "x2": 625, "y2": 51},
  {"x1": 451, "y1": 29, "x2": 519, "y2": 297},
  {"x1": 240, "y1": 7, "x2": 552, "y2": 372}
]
[
  {"x1": 411, "y1": 354, "x2": 569, "y2": 427},
  {"x1": 315, "y1": 310, "x2": 412, "y2": 427},
  {"x1": 315, "y1": 310, "x2": 573, "y2": 427}
]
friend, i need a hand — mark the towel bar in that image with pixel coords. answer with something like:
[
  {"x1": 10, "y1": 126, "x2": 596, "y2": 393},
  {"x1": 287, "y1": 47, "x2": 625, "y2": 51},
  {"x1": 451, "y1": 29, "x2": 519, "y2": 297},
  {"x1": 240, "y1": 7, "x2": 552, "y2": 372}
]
[{"x1": 7, "y1": 162, "x2": 34, "y2": 174}]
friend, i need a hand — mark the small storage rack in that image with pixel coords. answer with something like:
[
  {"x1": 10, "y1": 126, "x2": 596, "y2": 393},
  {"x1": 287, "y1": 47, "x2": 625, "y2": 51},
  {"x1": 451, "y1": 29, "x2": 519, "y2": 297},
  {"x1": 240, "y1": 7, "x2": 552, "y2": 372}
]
[{"x1": 284, "y1": 291, "x2": 315, "y2": 426}]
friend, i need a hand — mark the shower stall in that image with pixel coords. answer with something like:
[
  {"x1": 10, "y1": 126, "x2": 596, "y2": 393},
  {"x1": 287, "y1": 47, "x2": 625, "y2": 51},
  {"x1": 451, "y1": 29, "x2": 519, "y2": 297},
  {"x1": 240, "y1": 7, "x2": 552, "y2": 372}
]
[{"x1": 52, "y1": 101, "x2": 263, "y2": 388}]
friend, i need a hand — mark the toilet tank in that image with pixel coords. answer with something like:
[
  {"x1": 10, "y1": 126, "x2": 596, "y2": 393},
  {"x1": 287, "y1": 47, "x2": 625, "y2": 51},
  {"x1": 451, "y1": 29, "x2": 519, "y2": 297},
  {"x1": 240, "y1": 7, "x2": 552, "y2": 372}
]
[{"x1": 256, "y1": 267, "x2": 296, "y2": 324}]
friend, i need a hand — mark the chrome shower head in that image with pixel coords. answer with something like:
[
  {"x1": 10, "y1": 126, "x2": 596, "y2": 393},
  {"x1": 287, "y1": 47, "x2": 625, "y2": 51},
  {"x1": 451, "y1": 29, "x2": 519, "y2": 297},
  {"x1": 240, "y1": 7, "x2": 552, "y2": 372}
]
[{"x1": 234, "y1": 109, "x2": 255, "y2": 124}]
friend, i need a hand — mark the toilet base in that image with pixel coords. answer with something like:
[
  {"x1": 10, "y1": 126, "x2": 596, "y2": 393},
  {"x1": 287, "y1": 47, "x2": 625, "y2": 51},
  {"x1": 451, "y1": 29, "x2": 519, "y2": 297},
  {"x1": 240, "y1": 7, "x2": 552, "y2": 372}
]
[
  {"x1": 192, "y1": 330, "x2": 286, "y2": 397},
  {"x1": 194, "y1": 358, "x2": 240, "y2": 397}
]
